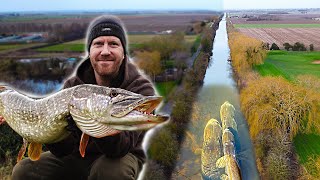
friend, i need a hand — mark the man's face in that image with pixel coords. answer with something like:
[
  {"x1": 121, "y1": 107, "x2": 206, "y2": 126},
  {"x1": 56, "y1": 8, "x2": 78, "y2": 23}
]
[{"x1": 89, "y1": 36, "x2": 124, "y2": 77}]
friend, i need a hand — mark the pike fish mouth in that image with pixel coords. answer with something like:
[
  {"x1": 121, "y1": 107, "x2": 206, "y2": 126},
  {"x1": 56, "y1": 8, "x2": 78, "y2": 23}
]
[
  {"x1": 134, "y1": 97, "x2": 162, "y2": 114},
  {"x1": 110, "y1": 96, "x2": 168, "y2": 123}
]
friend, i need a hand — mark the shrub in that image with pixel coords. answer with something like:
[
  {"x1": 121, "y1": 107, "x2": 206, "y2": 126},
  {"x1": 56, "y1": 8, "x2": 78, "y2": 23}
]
[{"x1": 270, "y1": 43, "x2": 280, "y2": 50}]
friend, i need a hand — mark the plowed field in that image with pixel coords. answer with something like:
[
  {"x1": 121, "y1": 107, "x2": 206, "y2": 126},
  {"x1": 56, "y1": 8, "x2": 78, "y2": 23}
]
[{"x1": 238, "y1": 28, "x2": 320, "y2": 50}]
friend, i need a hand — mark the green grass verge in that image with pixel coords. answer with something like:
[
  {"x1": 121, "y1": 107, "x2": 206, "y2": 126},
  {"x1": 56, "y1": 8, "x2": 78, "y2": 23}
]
[
  {"x1": 294, "y1": 133, "x2": 320, "y2": 164},
  {"x1": 0, "y1": 44, "x2": 25, "y2": 51},
  {"x1": 184, "y1": 35, "x2": 198, "y2": 43},
  {"x1": 37, "y1": 44, "x2": 85, "y2": 52},
  {"x1": 128, "y1": 34, "x2": 157, "y2": 44},
  {"x1": 234, "y1": 24, "x2": 320, "y2": 28},
  {"x1": 294, "y1": 133, "x2": 320, "y2": 176},
  {"x1": 254, "y1": 50, "x2": 320, "y2": 80},
  {"x1": 0, "y1": 43, "x2": 45, "y2": 52},
  {"x1": 155, "y1": 81, "x2": 177, "y2": 99}
]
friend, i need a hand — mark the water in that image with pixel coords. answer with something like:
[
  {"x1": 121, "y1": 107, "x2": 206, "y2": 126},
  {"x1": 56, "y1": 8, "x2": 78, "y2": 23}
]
[
  {"x1": 173, "y1": 14, "x2": 259, "y2": 179},
  {"x1": 0, "y1": 57, "x2": 79, "y2": 96},
  {"x1": 9, "y1": 79, "x2": 63, "y2": 96}
]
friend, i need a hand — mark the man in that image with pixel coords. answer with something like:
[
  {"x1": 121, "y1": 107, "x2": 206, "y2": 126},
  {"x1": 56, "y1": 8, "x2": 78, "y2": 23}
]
[{"x1": 11, "y1": 15, "x2": 155, "y2": 180}]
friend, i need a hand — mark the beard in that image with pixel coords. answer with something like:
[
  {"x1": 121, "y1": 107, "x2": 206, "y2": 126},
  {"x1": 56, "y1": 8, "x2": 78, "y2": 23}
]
[{"x1": 91, "y1": 57, "x2": 124, "y2": 80}]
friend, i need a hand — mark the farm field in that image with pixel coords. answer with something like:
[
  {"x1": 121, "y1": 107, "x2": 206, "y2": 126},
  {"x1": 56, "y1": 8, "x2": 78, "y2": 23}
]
[
  {"x1": 254, "y1": 50, "x2": 320, "y2": 80},
  {"x1": 0, "y1": 43, "x2": 46, "y2": 53},
  {"x1": 229, "y1": 11, "x2": 320, "y2": 50},
  {"x1": 36, "y1": 43, "x2": 85, "y2": 52},
  {"x1": 36, "y1": 34, "x2": 198, "y2": 52},
  {"x1": 238, "y1": 28, "x2": 320, "y2": 50},
  {"x1": 228, "y1": 11, "x2": 320, "y2": 24},
  {"x1": 234, "y1": 24, "x2": 320, "y2": 28},
  {"x1": 0, "y1": 13, "x2": 215, "y2": 33},
  {"x1": 294, "y1": 134, "x2": 320, "y2": 168},
  {"x1": 294, "y1": 133, "x2": 320, "y2": 177}
]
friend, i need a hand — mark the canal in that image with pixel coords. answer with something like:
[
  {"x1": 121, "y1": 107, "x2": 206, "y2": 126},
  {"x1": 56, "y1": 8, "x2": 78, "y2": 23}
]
[{"x1": 173, "y1": 14, "x2": 259, "y2": 179}]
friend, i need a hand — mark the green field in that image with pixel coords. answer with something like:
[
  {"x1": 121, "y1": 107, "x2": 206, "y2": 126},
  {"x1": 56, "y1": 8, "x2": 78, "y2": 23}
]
[
  {"x1": 155, "y1": 81, "x2": 177, "y2": 100},
  {"x1": 0, "y1": 43, "x2": 45, "y2": 52},
  {"x1": 234, "y1": 24, "x2": 320, "y2": 28},
  {"x1": 294, "y1": 134, "x2": 320, "y2": 164},
  {"x1": 294, "y1": 133, "x2": 320, "y2": 176},
  {"x1": 254, "y1": 50, "x2": 320, "y2": 81},
  {"x1": 36, "y1": 35, "x2": 198, "y2": 52},
  {"x1": 0, "y1": 44, "x2": 25, "y2": 51},
  {"x1": 128, "y1": 34, "x2": 157, "y2": 44},
  {"x1": 37, "y1": 43, "x2": 85, "y2": 52}
]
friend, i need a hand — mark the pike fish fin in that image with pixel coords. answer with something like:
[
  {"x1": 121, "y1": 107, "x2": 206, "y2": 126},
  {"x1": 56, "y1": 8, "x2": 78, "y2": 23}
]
[
  {"x1": 79, "y1": 133, "x2": 89, "y2": 158},
  {"x1": 220, "y1": 174, "x2": 229, "y2": 180},
  {"x1": 17, "y1": 139, "x2": 28, "y2": 162},
  {"x1": 231, "y1": 118, "x2": 238, "y2": 131},
  {"x1": 216, "y1": 155, "x2": 227, "y2": 168},
  {"x1": 28, "y1": 142, "x2": 42, "y2": 161}
]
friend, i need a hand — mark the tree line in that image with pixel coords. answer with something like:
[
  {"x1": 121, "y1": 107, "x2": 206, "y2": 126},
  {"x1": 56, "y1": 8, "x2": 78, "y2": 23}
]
[
  {"x1": 268, "y1": 42, "x2": 314, "y2": 51},
  {"x1": 143, "y1": 15, "x2": 222, "y2": 179},
  {"x1": 0, "y1": 22, "x2": 87, "y2": 42}
]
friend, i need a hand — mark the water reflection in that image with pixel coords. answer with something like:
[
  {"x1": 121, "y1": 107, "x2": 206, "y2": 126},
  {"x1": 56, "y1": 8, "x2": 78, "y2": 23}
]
[
  {"x1": 0, "y1": 57, "x2": 79, "y2": 96},
  {"x1": 9, "y1": 80, "x2": 62, "y2": 96}
]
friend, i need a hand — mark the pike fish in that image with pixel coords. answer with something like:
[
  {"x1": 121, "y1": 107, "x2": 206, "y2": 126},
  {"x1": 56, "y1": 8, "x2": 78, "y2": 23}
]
[
  {"x1": 216, "y1": 129, "x2": 242, "y2": 180},
  {"x1": 0, "y1": 84, "x2": 168, "y2": 162},
  {"x1": 201, "y1": 118, "x2": 223, "y2": 179},
  {"x1": 220, "y1": 101, "x2": 237, "y2": 131}
]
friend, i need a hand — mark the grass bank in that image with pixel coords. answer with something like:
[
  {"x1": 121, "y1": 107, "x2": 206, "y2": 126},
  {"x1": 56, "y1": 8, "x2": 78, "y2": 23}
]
[{"x1": 254, "y1": 50, "x2": 320, "y2": 80}]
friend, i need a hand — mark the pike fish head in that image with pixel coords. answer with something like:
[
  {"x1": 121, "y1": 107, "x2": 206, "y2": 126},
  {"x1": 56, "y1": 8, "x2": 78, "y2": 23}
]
[
  {"x1": 69, "y1": 85, "x2": 169, "y2": 132},
  {"x1": 101, "y1": 88, "x2": 169, "y2": 126}
]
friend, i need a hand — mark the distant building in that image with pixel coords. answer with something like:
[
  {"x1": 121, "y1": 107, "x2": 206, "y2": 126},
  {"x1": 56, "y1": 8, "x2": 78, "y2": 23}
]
[
  {"x1": 156, "y1": 30, "x2": 173, "y2": 35},
  {"x1": 0, "y1": 33, "x2": 45, "y2": 43}
]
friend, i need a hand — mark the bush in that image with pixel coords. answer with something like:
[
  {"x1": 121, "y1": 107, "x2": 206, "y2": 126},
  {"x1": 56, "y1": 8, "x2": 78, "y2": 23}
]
[
  {"x1": 266, "y1": 146, "x2": 291, "y2": 179},
  {"x1": 270, "y1": 43, "x2": 280, "y2": 50},
  {"x1": 0, "y1": 125, "x2": 22, "y2": 162},
  {"x1": 310, "y1": 44, "x2": 314, "y2": 51},
  {"x1": 292, "y1": 42, "x2": 307, "y2": 51},
  {"x1": 283, "y1": 43, "x2": 292, "y2": 51}
]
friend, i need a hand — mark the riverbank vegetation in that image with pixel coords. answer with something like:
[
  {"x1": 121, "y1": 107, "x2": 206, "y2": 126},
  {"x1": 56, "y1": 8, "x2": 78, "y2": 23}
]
[
  {"x1": 228, "y1": 21, "x2": 320, "y2": 179},
  {"x1": 143, "y1": 16, "x2": 222, "y2": 179}
]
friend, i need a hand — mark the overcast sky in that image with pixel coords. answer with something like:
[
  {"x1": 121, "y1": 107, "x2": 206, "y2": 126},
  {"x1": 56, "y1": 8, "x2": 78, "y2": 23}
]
[
  {"x1": 224, "y1": 0, "x2": 320, "y2": 10},
  {"x1": 0, "y1": 0, "x2": 319, "y2": 12}
]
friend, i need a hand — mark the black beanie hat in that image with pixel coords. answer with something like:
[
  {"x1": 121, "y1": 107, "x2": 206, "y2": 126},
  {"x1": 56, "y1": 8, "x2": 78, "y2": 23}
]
[{"x1": 86, "y1": 15, "x2": 127, "y2": 55}]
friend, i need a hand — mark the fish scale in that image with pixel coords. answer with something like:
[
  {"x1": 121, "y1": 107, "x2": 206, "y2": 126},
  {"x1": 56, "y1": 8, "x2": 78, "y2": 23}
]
[{"x1": 1, "y1": 88, "x2": 72, "y2": 143}]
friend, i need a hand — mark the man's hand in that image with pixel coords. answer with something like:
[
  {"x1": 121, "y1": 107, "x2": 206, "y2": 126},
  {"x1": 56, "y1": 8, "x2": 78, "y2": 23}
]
[{"x1": 0, "y1": 116, "x2": 6, "y2": 125}]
